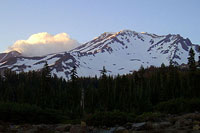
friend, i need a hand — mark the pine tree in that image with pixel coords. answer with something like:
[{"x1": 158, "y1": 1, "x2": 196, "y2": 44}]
[
  {"x1": 187, "y1": 47, "x2": 196, "y2": 71},
  {"x1": 169, "y1": 59, "x2": 174, "y2": 67},
  {"x1": 101, "y1": 66, "x2": 107, "y2": 79},
  {"x1": 161, "y1": 63, "x2": 165, "y2": 68},
  {"x1": 198, "y1": 46, "x2": 200, "y2": 67},
  {"x1": 70, "y1": 65, "x2": 78, "y2": 82},
  {"x1": 139, "y1": 65, "x2": 145, "y2": 71},
  {"x1": 42, "y1": 62, "x2": 51, "y2": 78},
  {"x1": 100, "y1": 66, "x2": 108, "y2": 111},
  {"x1": 40, "y1": 62, "x2": 51, "y2": 107},
  {"x1": 198, "y1": 56, "x2": 200, "y2": 67}
]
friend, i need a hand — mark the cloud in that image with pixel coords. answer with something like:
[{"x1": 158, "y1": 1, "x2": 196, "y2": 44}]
[{"x1": 6, "y1": 32, "x2": 80, "y2": 56}]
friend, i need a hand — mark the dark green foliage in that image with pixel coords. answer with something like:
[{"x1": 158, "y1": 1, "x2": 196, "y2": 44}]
[
  {"x1": 169, "y1": 59, "x2": 174, "y2": 67},
  {"x1": 0, "y1": 102, "x2": 68, "y2": 124},
  {"x1": 135, "y1": 112, "x2": 163, "y2": 122},
  {"x1": 198, "y1": 46, "x2": 200, "y2": 67},
  {"x1": 155, "y1": 98, "x2": 200, "y2": 114},
  {"x1": 188, "y1": 47, "x2": 196, "y2": 71},
  {"x1": 100, "y1": 66, "x2": 107, "y2": 79},
  {"x1": 70, "y1": 65, "x2": 78, "y2": 82},
  {"x1": 161, "y1": 63, "x2": 165, "y2": 68},
  {"x1": 198, "y1": 56, "x2": 200, "y2": 67},
  {"x1": 85, "y1": 111, "x2": 135, "y2": 127},
  {"x1": 42, "y1": 62, "x2": 51, "y2": 78},
  {"x1": 0, "y1": 61, "x2": 200, "y2": 124}
]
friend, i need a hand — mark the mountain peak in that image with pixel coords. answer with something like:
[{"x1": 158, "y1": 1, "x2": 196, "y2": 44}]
[
  {"x1": 101, "y1": 32, "x2": 115, "y2": 36},
  {"x1": 0, "y1": 30, "x2": 199, "y2": 80},
  {"x1": 0, "y1": 50, "x2": 21, "y2": 63},
  {"x1": 8, "y1": 50, "x2": 21, "y2": 56}
]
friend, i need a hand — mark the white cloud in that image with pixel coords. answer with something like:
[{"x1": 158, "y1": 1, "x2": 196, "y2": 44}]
[{"x1": 6, "y1": 32, "x2": 80, "y2": 56}]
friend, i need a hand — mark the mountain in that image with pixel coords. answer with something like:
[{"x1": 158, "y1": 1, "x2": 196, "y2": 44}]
[
  {"x1": 0, "y1": 51, "x2": 21, "y2": 63},
  {"x1": 0, "y1": 30, "x2": 199, "y2": 80}
]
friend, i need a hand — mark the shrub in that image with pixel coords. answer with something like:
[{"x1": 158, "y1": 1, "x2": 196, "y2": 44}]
[
  {"x1": 155, "y1": 98, "x2": 200, "y2": 114},
  {"x1": 85, "y1": 110, "x2": 136, "y2": 127},
  {"x1": 135, "y1": 112, "x2": 163, "y2": 122},
  {"x1": 0, "y1": 102, "x2": 68, "y2": 124}
]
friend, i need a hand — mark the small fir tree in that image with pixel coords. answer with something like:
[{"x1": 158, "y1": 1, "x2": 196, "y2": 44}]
[
  {"x1": 42, "y1": 62, "x2": 51, "y2": 78},
  {"x1": 187, "y1": 47, "x2": 196, "y2": 71},
  {"x1": 70, "y1": 65, "x2": 78, "y2": 82},
  {"x1": 169, "y1": 59, "x2": 174, "y2": 67},
  {"x1": 101, "y1": 66, "x2": 107, "y2": 79},
  {"x1": 161, "y1": 63, "x2": 165, "y2": 68},
  {"x1": 198, "y1": 46, "x2": 200, "y2": 67}
]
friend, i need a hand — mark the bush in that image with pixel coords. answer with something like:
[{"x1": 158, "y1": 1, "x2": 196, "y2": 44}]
[
  {"x1": 186, "y1": 98, "x2": 200, "y2": 112},
  {"x1": 0, "y1": 102, "x2": 68, "y2": 124},
  {"x1": 85, "y1": 110, "x2": 136, "y2": 127},
  {"x1": 135, "y1": 112, "x2": 163, "y2": 122},
  {"x1": 155, "y1": 98, "x2": 200, "y2": 114}
]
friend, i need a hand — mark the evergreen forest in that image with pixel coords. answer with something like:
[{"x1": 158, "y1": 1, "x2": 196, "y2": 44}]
[{"x1": 0, "y1": 48, "x2": 199, "y2": 126}]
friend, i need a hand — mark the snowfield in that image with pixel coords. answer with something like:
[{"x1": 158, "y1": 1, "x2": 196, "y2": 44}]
[{"x1": 0, "y1": 30, "x2": 199, "y2": 80}]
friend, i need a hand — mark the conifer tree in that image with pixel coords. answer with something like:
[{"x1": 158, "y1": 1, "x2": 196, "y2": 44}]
[
  {"x1": 101, "y1": 66, "x2": 107, "y2": 79},
  {"x1": 169, "y1": 59, "x2": 174, "y2": 67},
  {"x1": 161, "y1": 63, "x2": 165, "y2": 68},
  {"x1": 198, "y1": 46, "x2": 200, "y2": 67},
  {"x1": 42, "y1": 62, "x2": 51, "y2": 78},
  {"x1": 70, "y1": 65, "x2": 78, "y2": 82},
  {"x1": 187, "y1": 47, "x2": 196, "y2": 71},
  {"x1": 198, "y1": 56, "x2": 200, "y2": 67},
  {"x1": 40, "y1": 62, "x2": 51, "y2": 107},
  {"x1": 100, "y1": 66, "x2": 108, "y2": 111}
]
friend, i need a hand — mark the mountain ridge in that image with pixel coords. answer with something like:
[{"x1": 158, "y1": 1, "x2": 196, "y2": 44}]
[{"x1": 0, "y1": 30, "x2": 199, "y2": 80}]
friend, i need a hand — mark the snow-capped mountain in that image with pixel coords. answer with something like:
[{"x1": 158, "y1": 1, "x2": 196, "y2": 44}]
[
  {"x1": 0, "y1": 51, "x2": 21, "y2": 63},
  {"x1": 0, "y1": 30, "x2": 199, "y2": 80}
]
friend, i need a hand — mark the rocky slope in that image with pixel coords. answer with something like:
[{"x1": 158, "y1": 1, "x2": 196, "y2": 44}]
[{"x1": 0, "y1": 30, "x2": 199, "y2": 80}]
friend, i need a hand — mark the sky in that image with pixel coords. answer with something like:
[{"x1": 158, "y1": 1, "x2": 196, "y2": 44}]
[{"x1": 0, "y1": 0, "x2": 200, "y2": 53}]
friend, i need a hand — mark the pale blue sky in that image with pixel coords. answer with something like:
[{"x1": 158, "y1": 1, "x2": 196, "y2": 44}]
[{"x1": 0, "y1": 0, "x2": 199, "y2": 52}]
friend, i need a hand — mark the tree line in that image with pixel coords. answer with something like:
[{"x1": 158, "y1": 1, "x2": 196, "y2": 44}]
[{"x1": 0, "y1": 47, "x2": 199, "y2": 120}]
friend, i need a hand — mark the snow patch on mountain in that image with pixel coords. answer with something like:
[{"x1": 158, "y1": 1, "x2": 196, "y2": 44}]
[{"x1": 0, "y1": 30, "x2": 199, "y2": 80}]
